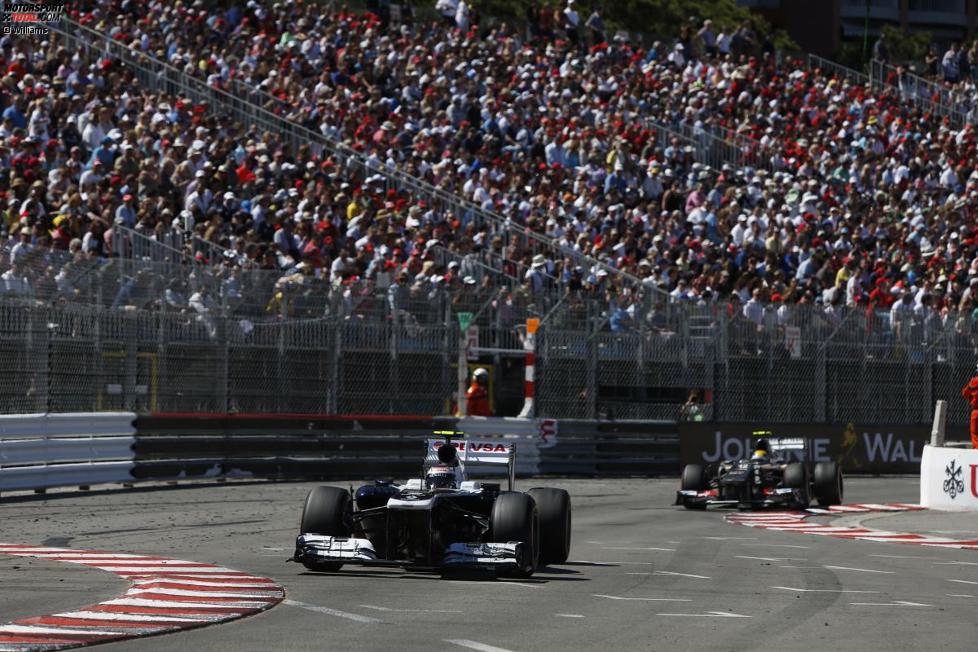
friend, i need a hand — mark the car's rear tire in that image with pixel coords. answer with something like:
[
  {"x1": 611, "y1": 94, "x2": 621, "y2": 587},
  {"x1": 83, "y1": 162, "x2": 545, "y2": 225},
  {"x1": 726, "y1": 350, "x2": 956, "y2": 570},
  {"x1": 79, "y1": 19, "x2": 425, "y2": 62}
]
[
  {"x1": 299, "y1": 486, "x2": 351, "y2": 572},
  {"x1": 527, "y1": 488, "x2": 571, "y2": 565},
  {"x1": 681, "y1": 464, "x2": 707, "y2": 491},
  {"x1": 814, "y1": 462, "x2": 843, "y2": 506},
  {"x1": 491, "y1": 492, "x2": 539, "y2": 578},
  {"x1": 783, "y1": 463, "x2": 810, "y2": 509}
]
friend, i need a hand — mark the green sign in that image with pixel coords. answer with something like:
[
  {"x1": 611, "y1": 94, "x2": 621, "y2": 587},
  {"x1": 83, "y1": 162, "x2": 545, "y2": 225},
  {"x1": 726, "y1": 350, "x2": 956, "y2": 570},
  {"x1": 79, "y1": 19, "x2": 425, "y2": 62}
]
[{"x1": 457, "y1": 312, "x2": 473, "y2": 331}]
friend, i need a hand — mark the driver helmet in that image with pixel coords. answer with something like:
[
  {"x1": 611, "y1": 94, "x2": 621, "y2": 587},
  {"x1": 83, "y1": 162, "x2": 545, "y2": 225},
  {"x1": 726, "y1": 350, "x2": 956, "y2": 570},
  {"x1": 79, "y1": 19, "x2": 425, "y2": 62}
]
[
  {"x1": 752, "y1": 438, "x2": 771, "y2": 460},
  {"x1": 426, "y1": 465, "x2": 457, "y2": 489}
]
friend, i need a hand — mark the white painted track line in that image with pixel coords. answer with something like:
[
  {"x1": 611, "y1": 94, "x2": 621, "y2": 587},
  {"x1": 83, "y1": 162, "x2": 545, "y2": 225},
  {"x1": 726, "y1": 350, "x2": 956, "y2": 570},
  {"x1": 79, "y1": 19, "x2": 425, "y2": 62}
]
[
  {"x1": 282, "y1": 599, "x2": 381, "y2": 624},
  {"x1": 593, "y1": 594, "x2": 692, "y2": 602},
  {"x1": 445, "y1": 638, "x2": 515, "y2": 652},
  {"x1": 823, "y1": 565, "x2": 895, "y2": 574}
]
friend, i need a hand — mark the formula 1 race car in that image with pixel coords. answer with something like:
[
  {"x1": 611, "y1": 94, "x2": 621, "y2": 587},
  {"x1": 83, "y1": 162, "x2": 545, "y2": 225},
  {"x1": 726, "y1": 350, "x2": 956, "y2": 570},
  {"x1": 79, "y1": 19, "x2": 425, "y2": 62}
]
[
  {"x1": 676, "y1": 432, "x2": 843, "y2": 510},
  {"x1": 293, "y1": 431, "x2": 571, "y2": 577}
]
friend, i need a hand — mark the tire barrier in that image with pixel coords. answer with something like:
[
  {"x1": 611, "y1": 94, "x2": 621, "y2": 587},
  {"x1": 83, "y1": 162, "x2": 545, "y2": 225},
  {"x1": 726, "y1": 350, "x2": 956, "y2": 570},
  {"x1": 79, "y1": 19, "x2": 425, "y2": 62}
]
[{"x1": 0, "y1": 413, "x2": 136, "y2": 494}]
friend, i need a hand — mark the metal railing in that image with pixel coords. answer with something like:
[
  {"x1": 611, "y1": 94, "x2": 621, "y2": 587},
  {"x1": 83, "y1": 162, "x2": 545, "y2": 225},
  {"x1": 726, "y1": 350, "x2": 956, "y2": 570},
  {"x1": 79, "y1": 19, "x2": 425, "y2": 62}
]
[
  {"x1": 869, "y1": 59, "x2": 978, "y2": 126},
  {"x1": 49, "y1": 19, "x2": 662, "y2": 300},
  {"x1": 807, "y1": 53, "x2": 870, "y2": 86},
  {"x1": 644, "y1": 118, "x2": 771, "y2": 172},
  {"x1": 806, "y1": 54, "x2": 978, "y2": 128}
]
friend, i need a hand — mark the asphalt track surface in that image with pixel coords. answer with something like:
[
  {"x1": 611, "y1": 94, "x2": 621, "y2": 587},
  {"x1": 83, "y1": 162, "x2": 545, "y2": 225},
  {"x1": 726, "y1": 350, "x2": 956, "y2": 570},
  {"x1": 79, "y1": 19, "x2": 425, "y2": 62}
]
[{"x1": 2, "y1": 478, "x2": 978, "y2": 652}]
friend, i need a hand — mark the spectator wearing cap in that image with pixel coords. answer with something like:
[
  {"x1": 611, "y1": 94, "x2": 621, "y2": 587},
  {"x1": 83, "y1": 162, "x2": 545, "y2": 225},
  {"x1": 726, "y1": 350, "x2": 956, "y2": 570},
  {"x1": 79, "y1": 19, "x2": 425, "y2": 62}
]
[
  {"x1": 525, "y1": 254, "x2": 548, "y2": 295},
  {"x1": 115, "y1": 193, "x2": 136, "y2": 229}
]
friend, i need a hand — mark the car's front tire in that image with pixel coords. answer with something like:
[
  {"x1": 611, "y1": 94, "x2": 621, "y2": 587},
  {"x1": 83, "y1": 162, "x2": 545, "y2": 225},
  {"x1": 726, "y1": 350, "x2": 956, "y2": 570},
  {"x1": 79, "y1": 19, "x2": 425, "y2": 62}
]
[
  {"x1": 814, "y1": 462, "x2": 843, "y2": 506},
  {"x1": 491, "y1": 492, "x2": 539, "y2": 578},
  {"x1": 299, "y1": 486, "x2": 351, "y2": 572},
  {"x1": 681, "y1": 464, "x2": 707, "y2": 491}
]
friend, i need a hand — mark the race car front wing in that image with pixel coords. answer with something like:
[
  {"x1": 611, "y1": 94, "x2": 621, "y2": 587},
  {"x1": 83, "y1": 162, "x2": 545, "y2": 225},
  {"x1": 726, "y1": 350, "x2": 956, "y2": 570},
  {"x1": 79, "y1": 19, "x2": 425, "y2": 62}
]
[
  {"x1": 294, "y1": 534, "x2": 524, "y2": 570},
  {"x1": 675, "y1": 488, "x2": 799, "y2": 508}
]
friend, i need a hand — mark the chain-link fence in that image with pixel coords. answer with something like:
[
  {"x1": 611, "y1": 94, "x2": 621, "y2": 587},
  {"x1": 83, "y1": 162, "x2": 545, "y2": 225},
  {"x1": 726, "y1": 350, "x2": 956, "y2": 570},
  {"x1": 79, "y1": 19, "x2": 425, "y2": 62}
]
[
  {"x1": 537, "y1": 300, "x2": 978, "y2": 428},
  {"x1": 2, "y1": 289, "x2": 977, "y2": 424},
  {"x1": 0, "y1": 298, "x2": 459, "y2": 416}
]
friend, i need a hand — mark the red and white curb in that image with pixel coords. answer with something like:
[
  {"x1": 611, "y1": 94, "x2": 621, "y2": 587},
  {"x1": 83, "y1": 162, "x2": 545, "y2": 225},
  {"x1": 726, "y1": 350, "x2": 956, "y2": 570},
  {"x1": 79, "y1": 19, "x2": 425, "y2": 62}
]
[
  {"x1": 727, "y1": 503, "x2": 978, "y2": 550},
  {"x1": 0, "y1": 544, "x2": 283, "y2": 651}
]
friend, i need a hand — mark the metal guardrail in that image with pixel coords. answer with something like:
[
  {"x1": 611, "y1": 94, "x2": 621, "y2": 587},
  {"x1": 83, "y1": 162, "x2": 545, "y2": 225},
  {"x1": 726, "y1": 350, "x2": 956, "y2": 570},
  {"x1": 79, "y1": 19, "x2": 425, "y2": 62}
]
[
  {"x1": 0, "y1": 413, "x2": 136, "y2": 493},
  {"x1": 49, "y1": 19, "x2": 661, "y2": 300}
]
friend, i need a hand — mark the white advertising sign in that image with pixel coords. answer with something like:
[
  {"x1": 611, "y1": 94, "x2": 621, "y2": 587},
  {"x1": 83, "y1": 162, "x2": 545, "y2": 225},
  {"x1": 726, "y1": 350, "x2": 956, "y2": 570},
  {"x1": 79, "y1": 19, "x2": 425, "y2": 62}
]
[{"x1": 920, "y1": 444, "x2": 978, "y2": 510}]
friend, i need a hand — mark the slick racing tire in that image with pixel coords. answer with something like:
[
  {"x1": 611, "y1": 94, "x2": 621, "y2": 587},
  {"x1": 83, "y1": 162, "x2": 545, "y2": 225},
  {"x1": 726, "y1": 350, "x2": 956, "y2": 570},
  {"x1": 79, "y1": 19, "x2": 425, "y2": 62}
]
[
  {"x1": 681, "y1": 464, "x2": 708, "y2": 491},
  {"x1": 491, "y1": 492, "x2": 539, "y2": 578},
  {"x1": 528, "y1": 488, "x2": 571, "y2": 565},
  {"x1": 299, "y1": 486, "x2": 351, "y2": 572},
  {"x1": 813, "y1": 461, "x2": 844, "y2": 506},
  {"x1": 783, "y1": 463, "x2": 810, "y2": 509},
  {"x1": 783, "y1": 463, "x2": 807, "y2": 489}
]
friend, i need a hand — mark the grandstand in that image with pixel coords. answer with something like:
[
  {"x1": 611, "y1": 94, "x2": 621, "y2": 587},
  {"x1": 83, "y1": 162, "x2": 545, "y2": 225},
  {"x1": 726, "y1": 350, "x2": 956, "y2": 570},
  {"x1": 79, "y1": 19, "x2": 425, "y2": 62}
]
[{"x1": 1, "y1": 1, "x2": 977, "y2": 425}]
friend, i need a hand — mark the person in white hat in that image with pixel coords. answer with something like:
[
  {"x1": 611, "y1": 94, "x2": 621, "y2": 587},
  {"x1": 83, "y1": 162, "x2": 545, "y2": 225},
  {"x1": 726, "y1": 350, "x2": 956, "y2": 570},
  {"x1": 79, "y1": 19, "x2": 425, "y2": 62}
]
[{"x1": 526, "y1": 254, "x2": 548, "y2": 295}]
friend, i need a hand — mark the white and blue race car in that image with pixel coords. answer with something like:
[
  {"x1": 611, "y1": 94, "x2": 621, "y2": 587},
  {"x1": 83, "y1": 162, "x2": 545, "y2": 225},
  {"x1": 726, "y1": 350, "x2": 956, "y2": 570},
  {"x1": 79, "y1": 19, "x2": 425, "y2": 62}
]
[{"x1": 293, "y1": 432, "x2": 571, "y2": 577}]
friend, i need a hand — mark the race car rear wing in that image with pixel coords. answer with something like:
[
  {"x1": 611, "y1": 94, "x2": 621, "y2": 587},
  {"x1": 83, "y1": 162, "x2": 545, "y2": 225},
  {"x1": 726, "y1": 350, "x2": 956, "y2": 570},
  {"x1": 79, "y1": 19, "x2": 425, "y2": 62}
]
[
  {"x1": 767, "y1": 437, "x2": 806, "y2": 452},
  {"x1": 753, "y1": 431, "x2": 809, "y2": 460},
  {"x1": 427, "y1": 431, "x2": 515, "y2": 490}
]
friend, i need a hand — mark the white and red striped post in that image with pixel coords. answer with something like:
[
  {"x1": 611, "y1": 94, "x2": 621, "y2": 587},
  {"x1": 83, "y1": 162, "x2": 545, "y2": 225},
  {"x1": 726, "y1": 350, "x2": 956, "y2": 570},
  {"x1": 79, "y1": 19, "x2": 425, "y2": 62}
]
[{"x1": 518, "y1": 318, "x2": 539, "y2": 418}]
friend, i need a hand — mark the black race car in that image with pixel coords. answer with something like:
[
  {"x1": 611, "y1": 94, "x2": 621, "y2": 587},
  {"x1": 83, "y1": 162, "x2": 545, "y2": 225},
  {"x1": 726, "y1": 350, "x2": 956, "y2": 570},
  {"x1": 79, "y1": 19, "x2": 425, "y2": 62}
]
[
  {"x1": 676, "y1": 433, "x2": 843, "y2": 510},
  {"x1": 293, "y1": 432, "x2": 571, "y2": 577}
]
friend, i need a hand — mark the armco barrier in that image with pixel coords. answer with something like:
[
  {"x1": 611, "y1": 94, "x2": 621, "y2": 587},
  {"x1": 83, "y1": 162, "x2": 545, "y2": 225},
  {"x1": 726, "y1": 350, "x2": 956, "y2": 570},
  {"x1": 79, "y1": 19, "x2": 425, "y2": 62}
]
[
  {"x1": 920, "y1": 444, "x2": 978, "y2": 509},
  {"x1": 0, "y1": 413, "x2": 135, "y2": 493}
]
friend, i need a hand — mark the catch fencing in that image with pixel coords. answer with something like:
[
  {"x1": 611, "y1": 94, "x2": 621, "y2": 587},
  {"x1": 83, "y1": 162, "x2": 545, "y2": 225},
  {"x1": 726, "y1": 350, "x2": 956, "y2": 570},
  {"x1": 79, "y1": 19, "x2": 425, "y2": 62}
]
[
  {"x1": 1, "y1": 292, "x2": 976, "y2": 427},
  {"x1": 536, "y1": 301, "x2": 978, "y2": 429}
]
